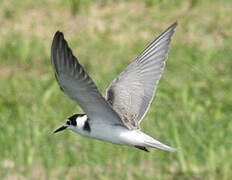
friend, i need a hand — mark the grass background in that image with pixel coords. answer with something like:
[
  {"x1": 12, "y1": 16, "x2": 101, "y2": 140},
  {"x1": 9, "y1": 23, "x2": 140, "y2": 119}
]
[{"x1": 0, "y1": 0, "x2": 232, "y2": 179}]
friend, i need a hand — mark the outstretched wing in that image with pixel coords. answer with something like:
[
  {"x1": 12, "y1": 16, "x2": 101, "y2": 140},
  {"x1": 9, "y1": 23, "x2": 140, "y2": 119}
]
[
  {"x1": 51, "y1": 31, "x2": 124, "y2": 126},
  {"x1": 106, "y1": 22, "x2": 177, "y2": 129}
]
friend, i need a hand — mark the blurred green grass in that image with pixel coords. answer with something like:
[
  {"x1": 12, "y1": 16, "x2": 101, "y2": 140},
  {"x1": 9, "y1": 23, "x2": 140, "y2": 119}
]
[{"x1": 0, "y1": 0, "x2": 232, "y2": 179}]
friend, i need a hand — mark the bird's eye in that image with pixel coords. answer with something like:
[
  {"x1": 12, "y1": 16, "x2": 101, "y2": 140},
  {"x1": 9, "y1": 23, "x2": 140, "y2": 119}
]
[{"x1": 66, "y1": 121, "x2": 71, "y2": 125}]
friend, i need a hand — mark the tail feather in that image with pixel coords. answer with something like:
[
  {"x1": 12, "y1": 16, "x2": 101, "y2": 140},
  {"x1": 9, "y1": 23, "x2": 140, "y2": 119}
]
[
  {"x1": 145, "y1": 139, "x2": 177, "y2": 152},
  {"x1": 141, "y1": 132, "x2": 177, "y2": 152}
]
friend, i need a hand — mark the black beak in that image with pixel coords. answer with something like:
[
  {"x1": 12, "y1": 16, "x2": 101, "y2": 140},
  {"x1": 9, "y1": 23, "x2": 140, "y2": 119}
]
[{"x1": 54, "y1": 126, "x2": 67, "y2": 133}]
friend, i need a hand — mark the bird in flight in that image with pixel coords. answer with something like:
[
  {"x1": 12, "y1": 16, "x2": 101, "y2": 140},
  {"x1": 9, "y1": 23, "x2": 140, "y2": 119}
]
[{"x1": 53, "y1": 22, "x2": 178, "y2": 152}]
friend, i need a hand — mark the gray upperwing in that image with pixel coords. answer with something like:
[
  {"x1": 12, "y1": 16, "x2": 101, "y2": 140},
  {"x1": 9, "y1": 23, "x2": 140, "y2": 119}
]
[
  {"x1": 106, "y1": 22, "x2": 178, "y2": 128},
  {"x1": 51, "y1": 31, "x2": 124, "y2": 126}
]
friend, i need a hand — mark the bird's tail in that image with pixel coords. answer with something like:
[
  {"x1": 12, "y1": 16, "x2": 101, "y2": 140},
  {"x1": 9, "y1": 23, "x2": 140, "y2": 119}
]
[{"x1": 141, "y1": 131, "x2": 177, "y2": 152}]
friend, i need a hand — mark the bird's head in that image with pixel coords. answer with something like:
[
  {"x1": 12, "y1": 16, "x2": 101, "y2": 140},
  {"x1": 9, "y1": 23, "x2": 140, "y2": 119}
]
[{"x1": 54, "y1": 114, "x2": 87, "y2": 134}]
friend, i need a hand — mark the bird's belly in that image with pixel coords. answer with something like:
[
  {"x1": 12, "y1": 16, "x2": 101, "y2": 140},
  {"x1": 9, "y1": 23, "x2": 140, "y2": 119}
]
[{"x1": 88, "y1": 124, "x2": 142, "y2": 146}]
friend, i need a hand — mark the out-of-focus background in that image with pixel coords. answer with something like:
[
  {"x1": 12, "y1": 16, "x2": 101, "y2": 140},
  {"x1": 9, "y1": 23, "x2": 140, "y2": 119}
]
[{"x1": 0, "y1": 0, "x2": 231, "y2": 179}]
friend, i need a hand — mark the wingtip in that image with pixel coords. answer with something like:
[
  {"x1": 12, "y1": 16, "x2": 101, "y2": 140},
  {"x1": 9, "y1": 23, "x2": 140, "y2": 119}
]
[
  {"x1": 54, "y1": 30, "x2": 64, "y2": 40},
  {"x1": 169, "y1": 21, "x2": 178, "y2": 30},
  {"x1": 52, "y1": 31, "x2": 65, "y2": 51},
  {"x1": 173, "y1": 21, "x2": 178, "y2": 26}
]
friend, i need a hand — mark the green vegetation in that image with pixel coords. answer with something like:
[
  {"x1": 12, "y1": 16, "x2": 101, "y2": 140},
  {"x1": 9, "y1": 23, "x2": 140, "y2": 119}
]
[{"x1": 0, "y1": 0, "x2": 231, "y2": 179}]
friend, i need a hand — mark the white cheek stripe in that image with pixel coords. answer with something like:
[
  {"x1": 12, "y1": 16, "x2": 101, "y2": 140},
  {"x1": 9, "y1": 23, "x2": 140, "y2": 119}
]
[{"x1": 76, "y1": 115, "x2": 88, "y2": 128}]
